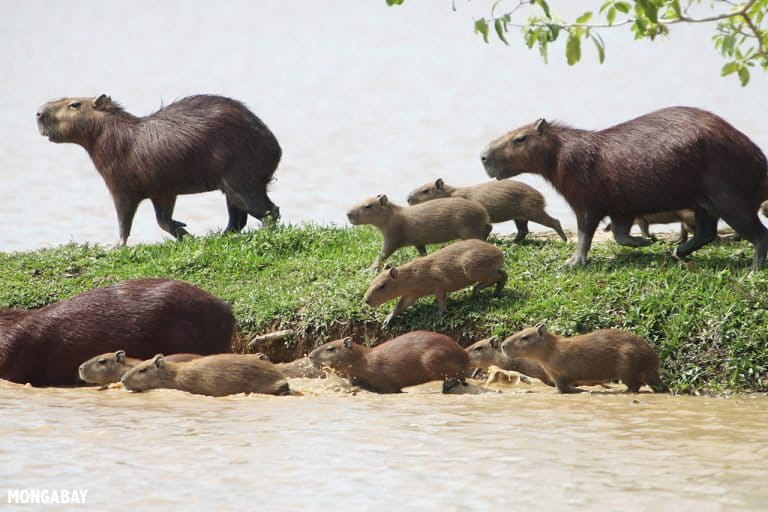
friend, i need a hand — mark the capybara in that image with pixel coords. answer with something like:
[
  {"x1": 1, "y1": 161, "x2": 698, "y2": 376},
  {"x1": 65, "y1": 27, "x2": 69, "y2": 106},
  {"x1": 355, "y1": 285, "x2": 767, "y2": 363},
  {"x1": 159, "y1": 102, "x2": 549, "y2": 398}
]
[
  {"x1": 481, "y1": 107, "x2": 768, "y2": 267},
  {"x1": 0, "y1": 279, "x2": 234, "y2": 386},
  {"x1": 363, "y1": 239, "x2": 506, "y2": 325},
  {"x1": 78, "y1": 350, "x2": 202, "y2": 385},
  {"x1": 465, "y1": 336, "x2": 555, "y2": 386},
  {"x1": 347, "y1": 194, "x2": 492, "y2": 269},
  {"x1": 500, "y1": 324, "x2": 664, "y2": 393},
  {"x1": 36, "y1": 94, "x2": 281, "y2": 244},
  {"x1": 253, "y1": 353, "x2": 324, "y2": 378},
  {"x1": 407, "y1": 178, "x2": 567, "y2": 242},
  {"x1": 605, "y1": 210, "x2": 696, "y2": 243},
  {"x1": 121, "y1": 353, "x2": 289, "y2": 397},
  {"x1": 307, "y1": 331, "x2": 469, "y2": 393}
]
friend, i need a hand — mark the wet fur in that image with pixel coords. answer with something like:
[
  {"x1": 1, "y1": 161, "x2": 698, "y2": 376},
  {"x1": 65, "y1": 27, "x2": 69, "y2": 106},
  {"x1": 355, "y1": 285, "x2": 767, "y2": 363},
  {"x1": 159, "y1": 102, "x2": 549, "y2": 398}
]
[
  {"x1": 465, "y1": 337, "x2": 555, "y2": 386},
  {"x1": 78, "y1": 351, "x2": 201, "y2": 385}
]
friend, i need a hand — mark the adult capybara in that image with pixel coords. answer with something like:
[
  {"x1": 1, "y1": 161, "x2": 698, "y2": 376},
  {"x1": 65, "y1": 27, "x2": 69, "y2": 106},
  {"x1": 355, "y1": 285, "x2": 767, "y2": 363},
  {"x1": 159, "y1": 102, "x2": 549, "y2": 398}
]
[
  {"x1": 347, "y1": 194, "x2": 491, "y2": 269},
  {"x1": 36, "y1": 94, "x2": 281, "y2": 244},
  {"x1": 481, "y1": 107, "x2": 768, "y2": 267},
  {"x1": 0, "y1": 279, "x2": 234, "y2": 386},
  {"x1": 121, "y1": 354, "x2": 289, "y2": 397},
  {"x1": 308, "y1": 331, "x2": 469, "y2": 393},
  {"x1": 363, "y1": 239, "x2": 506, "y2": 325},
  {"x1": 78, "y1": 350, "x2": 202, "y2": 385},
  {"x1": 500, "y1": 324, "x2": 664, "y2": 393},
  {"x1": 407, "y1": 178, "x2": 566, "y2": 242},
  {"x1": 465, "y1": 337, "x2": 555, "y2": 386},
  {"x1": 253, "y1": 353, "x2": 324, "y2": 378}
]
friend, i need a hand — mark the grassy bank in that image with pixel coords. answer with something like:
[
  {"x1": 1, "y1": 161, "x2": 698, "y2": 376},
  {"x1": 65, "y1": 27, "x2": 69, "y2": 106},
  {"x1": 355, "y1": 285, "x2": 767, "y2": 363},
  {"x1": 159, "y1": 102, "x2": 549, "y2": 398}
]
[{"x1": 1, "y1": 224, "x2": 766, "y2": 393}]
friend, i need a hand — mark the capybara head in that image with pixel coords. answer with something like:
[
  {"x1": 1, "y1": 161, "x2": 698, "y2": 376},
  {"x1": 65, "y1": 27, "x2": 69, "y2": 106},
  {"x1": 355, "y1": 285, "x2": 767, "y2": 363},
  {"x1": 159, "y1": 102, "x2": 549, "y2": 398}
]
[
  {"x1": 78, "y1": 349, "x2": 136, "y2": 385},
  {"x1": 465, "y1": 336, "x2": 501, "y2": 368},
  {"x1": 363, "y1": 266, "x2": 403, "y2": 307},
  {"x1": 501, "y1": 323, "x2": 550, "y2": 359},
  {"x1": 36, "y1": 94, "x2": 119, "y2": 144},
  {"x1": 121, "y1": 354, "x2": 171, "y2": 392},
  {"x1": 481, "y1": 118, "x2": 553, "y2": 179},
  {"x1": 347, "y1": 194, "x2": 393, "y2": 226},
  {"x1": 407, "y1": 178, "x2": 451, "y2": 205},
  {"x1": 308, "y1": 337, "x2": 358, "y2": 371}
]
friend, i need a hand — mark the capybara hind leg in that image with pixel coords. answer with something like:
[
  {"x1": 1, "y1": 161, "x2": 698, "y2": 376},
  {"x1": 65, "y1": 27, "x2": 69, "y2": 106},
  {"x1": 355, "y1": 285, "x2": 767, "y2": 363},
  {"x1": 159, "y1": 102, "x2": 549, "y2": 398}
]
[
  {"x1": 674, "y1": 208, "x2": 718, "y2": 259},
  {"x1": 718, "y1": 209, "x2": 768, "y2": 268},
  {"x1": 568, "y1": 212, "x2": 602, "y2": 266},
  {"x1": 530, "y1": 212, "x2": 568, "y2": 241},
  {"x1": 610, "y1": 216, "x2": 653, "y2": 247},
  {"x1": 636, "y1": 218, "x2": 654, "y2": 239},
  {"x1": 225, "y1": 197, "x2": 248, "y2": 232},
  {"x1": 113, "y1": 195, "x2": 140, "y2": 246},
  {"x1": 675, "y1": 223, "x2": 691, "y2": 244},
  {"x1": 493, "y1": 269, "x2": 507, "y2": 297},
  {"x1": 555, "y1": 378, "x2": 578, "y2": 394},
  {"x1": 151, "y1": 196, "x2": 190, "y2": 240},
  {"x1": 513, "y1": 220, "x2": 529, "y2": 242}
]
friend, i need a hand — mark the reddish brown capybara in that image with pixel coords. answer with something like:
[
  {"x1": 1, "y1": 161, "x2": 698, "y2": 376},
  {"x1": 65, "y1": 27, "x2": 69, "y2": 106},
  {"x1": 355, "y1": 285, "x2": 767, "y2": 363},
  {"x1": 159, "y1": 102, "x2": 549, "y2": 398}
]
[
  {"x1": 36, "y1": 94, "x2": 281, "y2": 244},
  {"x1": 500, "y1": 324, "x2": 664, "y2": 394},
  {"x1": 407, "y1": 178, "x2": 567, "y2": 242},
  {"x1": 0, "y1": 278, "x2": 234, "y2": 386},
  {"x1": 308, "y1": 331, "x2": 469, "y2": 393},
  {"x1": 481, "y1": 107, "x2": 768, "y2": 267},
  {"x1": 253, "y1": 353, "x2": 325, "y2": 378},
  {"x1": 605, "y1": 209, "x2": 697, "y2": 243},
  {"x1": 464, "y1": 336, "x2": 555, "y2": 386},
  {"x1": 78, "y1": 350, "x2": 202, "y2": 385}
]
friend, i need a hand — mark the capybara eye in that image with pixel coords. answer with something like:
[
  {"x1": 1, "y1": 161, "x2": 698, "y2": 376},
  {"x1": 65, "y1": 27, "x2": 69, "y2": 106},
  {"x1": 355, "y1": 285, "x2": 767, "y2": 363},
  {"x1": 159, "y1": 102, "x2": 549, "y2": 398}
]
[
  {"x1": 377, "y1": 283, "x2": 386, "y2": 290},
  {"x1": 68, "y1": 102, "x2": 81, "y2": 109},
  {"x1": 364, "y1": 204, "x2": 372, "y2": 209},
  {"x1": 327, "y1": 347, "x2": 336, "y2": 352},
  {"x1": 521, "y1": 335, "x2": 529, "y2": 341},
  {"x1": 139, "y1": 368, "x2": 148, "y2": 373},
  {"x1": 98, "y1": 359, "x2": 107, "y2": 365},
  {"x1": 474, "y1": 347, "x2": 483, "y2": 352},
  {"x1": 513, "y1": 135, "x2": 527, "y2": 143}
]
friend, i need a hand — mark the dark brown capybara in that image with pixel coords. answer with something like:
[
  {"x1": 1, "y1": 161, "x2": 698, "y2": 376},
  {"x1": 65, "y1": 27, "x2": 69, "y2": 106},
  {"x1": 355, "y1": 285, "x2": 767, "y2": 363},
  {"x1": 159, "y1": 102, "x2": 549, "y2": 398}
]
[
  {"x1": 36, "y1": 94, "x2": 281, "y2": 244},
  {"x1": 481, "y1": 107, "x2": 768, "y2": 267},
  {"x1": 308, "y1": 331, "x2": 469, "y2": 393},
  {"x1": 464, "y1": 336, "x2": 555, "y2": 386},
  {"x1": 253, "y1": 353, "x2": 325, "y2": 378},
  {"x1": 78, "y1": 350, "x2": 202, "y2": 385},
  {"x1": 0, "y1": 278, "x2": 234, "y2": 386}
]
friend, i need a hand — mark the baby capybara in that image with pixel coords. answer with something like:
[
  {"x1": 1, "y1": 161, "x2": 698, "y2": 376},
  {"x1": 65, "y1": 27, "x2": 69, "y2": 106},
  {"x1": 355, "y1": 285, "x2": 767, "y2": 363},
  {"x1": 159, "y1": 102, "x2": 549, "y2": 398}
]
[
  {"x1": 481, "y1": 107, "x2": 768, "y2": 267},
  {"x1": 0, "y1": 279, "x2": 233, "y2": 386},
  {"x1": 465, "y1": 336, "x2": 555, "y2": 386},
  {"x1": 605, "y1": 210, "x2": 696, "y2": 243},
  {"x1": 347, "y1": 194, "x2": 491, "y2": 269},
  {"x1": 363, "y1": 239, "x2": 506, "y2": 325},
  {"x1": 308, "y1": 331, "x2": 469, "y2": 393},
  {"x1": 500, "y1": 324, "x2": 664, "y2": 393},
  {"x1": 407, "y1": 178, "x2": 566, "y2": 242},
  {"x1": 36, "y1": 94, "x2": 281, "y2": 244},
  {"x1": 78, "y1": 350, "x2": 202, "y2": 385}
]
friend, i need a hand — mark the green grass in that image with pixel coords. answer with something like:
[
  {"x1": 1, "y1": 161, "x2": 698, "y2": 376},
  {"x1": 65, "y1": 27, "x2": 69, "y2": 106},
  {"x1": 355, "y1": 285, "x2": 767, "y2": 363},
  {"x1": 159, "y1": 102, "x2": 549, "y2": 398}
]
[{"x1": 1, "y1": 224, "x2": 767, "y2": 393}]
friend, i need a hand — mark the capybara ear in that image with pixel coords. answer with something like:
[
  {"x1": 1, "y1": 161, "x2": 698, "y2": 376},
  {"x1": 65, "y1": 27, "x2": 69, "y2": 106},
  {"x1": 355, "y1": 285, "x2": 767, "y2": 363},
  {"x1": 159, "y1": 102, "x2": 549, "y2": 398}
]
[
  {"x1": 535, "y1": 323, "x2": 547, "y2": 336},
  {"x1": 342, "y1": 337, "x2": 353, "y2": 350},
  {"x1": 435, "y1": 178, "x2": 444, "y2": 189},
  {"x1": 488, "y1": 336, "x2": 499, "y2": 349},
  {"x1": 153, "y1": 354, "x2": 165, "y2": 368},
  {"x1": 534, "y1": 118, "x2": 547, "y2": 135},
  {"x1": 378, "y1": 194, "x2": 389, "y2": 206},
  {"x1": 388, "y1": 266, "x2": 399, "y2": 279},
  {"x1": 93, "y1": 94, "x2": 111, "y2": 109},
  {"x1": 115, "y1": 350, "x2": 126, "y2": 363}
]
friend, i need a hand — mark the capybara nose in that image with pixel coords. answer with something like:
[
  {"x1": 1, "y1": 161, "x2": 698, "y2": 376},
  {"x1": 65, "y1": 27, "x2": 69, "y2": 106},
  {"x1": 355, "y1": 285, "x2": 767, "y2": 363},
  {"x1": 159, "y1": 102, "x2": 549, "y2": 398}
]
[
  {"x1": 480, "y1": 154, "x2": 487, "y2": 163},
  {"x1": 36, "y1": 111, "x2": 41, "y2": 118}
]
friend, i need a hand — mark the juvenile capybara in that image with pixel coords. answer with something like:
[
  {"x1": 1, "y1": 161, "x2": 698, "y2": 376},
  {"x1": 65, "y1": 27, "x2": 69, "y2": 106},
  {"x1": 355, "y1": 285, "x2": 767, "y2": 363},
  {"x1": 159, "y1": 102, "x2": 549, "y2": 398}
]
[
  {"x1": 78, "y1": 350, "x2": 202, "y2": 385},
  {"x1": 363, "y1": 239, "x2": 506, "y2": 325},
  {"x1": 36, "y1": 94, "x2": 281, "y2": 244},
  {"x1": 465, "y1": 336, "x2": 555, "y2": 386},
  {"x1": 407, "y1": 178, "x2": 567, "y2": 242},
  {"x1": 0, "y1": 279, "x2": 234, "y2": 386},
  {"x1": 347, "y1": 194, "x2": 491, "y2": 269},
  {"x1": 121, "y1": 354, "x2": 289, "y2": 397},
  {"x1": 481, "y1": 107, "x2": 768, "y2": 267},
  {"x1": 500, "y1": 324, "x2": 664, "y2": 393},
  {"x1": 605, "y1": 210, "x2": 696, "y2": 243},
  {"x1": 253, "y1": 353, "x2": 324, "y2": 378},
  {"x1": 307, "y1": 331, "x2": 469, "y2": 393}
]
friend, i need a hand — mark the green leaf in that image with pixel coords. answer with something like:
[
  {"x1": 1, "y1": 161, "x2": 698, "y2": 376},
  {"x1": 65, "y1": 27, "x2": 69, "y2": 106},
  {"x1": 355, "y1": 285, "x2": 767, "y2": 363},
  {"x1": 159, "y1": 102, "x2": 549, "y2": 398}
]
[
  {"x1": 548, "y1": 23, "x2": 560, "y2": 42},
  {"x1": 637, "y1": 0, "x2": 658, "y2": 23},
  {"x1": 535, "y1": 0, "x2": 551, "y2": 19},
  {"x1": 607, "y1": 7, "x2": 617, "y2": 26},
  {"x1": 576, "y1": 12, "x2": 593, "y2": 24},
  {"x1": 494, "y1": 18, "x2": 509, "y2": 45},
  {"x1": 591, "y1": 34, "x2": 605, "y2": 64},
  {"x1": 614, "y1": 1, "x2": 631, "y2": 14},
  {"x1": 385, "y1": 0, "x2": 405, "y2": 5},
  {"x1": 599, "y1": 1, "x2": 612, "y2": 14},
  {"x1": 474, "y1": 18, "x2": 490, "y2": 43},
  {"x1": 738, "y1": 66, "x2": 750, "y2": 86},
  {"x1": 566, "y1": 33, "x2": 582, "y2": 65},
  {"x1": 721, "y1": 62, "x2": 740, "y2": 76},
  {"x1": 669, "y1": 0, "x2": 682, "y2": 19}
]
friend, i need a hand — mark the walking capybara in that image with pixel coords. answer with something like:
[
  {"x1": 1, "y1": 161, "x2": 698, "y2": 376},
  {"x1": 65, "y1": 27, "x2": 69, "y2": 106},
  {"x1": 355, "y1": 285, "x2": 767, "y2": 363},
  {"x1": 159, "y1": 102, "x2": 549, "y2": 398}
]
[
  {"x1": 78, "y1": 350, "x2": 202, "y2": 385},
  {"x1": 407, "y1": 178, "x2": 567, "y2": 242},
  {"x1": 363, "y1": 239, "x2": 506, "y2": 325},
  {"x1": 605, "y1": 210, "x2": 697, "y2": 243},
  {"x1": 0, "y1": 279, "x2": 234, "y2": 386},
  {"x1": 252, "y1": 353, "x2": 324, "y2": 378},
  {"x1": 481, "y1": 107, "x2": 768, "y2": 267},
  {"x1": 465, "y1": 336, "x2": 555, "y2": 386},
  {"x1": 121, "y1": 354, "x2": 289, "y2": 397},
  {"x1": 500, "y1": 324, "x2": 664, "y2": 393},
  {"x1": 307, "y1": 331, "x2": 469, "y2": 393},
  {"x1": 347, "y1": 195, "x2": 491, "y2": 269},
  {"x1": 36, "y1": 94, "x2": 281, "y2": 244}
]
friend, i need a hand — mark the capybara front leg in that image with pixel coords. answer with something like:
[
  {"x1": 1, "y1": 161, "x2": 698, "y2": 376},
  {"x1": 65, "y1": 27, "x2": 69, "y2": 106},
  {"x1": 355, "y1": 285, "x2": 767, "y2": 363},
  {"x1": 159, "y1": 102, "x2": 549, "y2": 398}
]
[
  {"x1": 383, "y1": 295, "x2": 416, "y2": 326},
  {"x1": 415, "y1": 245, "x2": 427, "y2": 256},
  {"x1": 370, "y1": 242, "x2": 396, "y2": 270},
  {"x1": 610, "y1": 216, "x2": 653, "y2": 247},
  {"x1": 435, "y1": 290, "x2": 448, "y2": 314},
  {"x1": 674, "y1": 207, "x2": 718, "y2": 260},
  {"x1": 555, "y1": 377, "x2": 578, "y2": 394},
  {"x1": 113, "y1": 195, "x2": 140, "y2": 246},
  {"x1": 225, "y1": 197, "x2": 248, "y2": 232},
  {"x1": 513, "y1": 220, "x2": 529, "y2": 242},
  {"x1": 636, "y1": 218, "x2": 654, "y2": 239},
  {"x1": 567, "y1": 212, "x2": 601, "y2": 266},
  {"x1": 151, "y1": 196, "x2": 190, "y2": 240}
]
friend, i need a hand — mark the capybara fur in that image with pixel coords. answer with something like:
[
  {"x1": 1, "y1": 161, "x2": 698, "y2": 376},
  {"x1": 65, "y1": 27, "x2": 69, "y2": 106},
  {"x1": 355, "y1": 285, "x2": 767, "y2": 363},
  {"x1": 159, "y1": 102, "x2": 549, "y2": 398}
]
[
  {"x1": 78, "y1": 350, "x2": 202, "y2": 385},
  {"x1": 500, "y1": 324, "x2": 664, "y2": 393},
  {"x1": 605, "y1": 209, "x2": 696, "y2": 243},
  {"x1": 36, "y1": 94, "x2": 281, "y2": 244},
  {"x1": 308, "y1": 331, "x2": 469, "y2": 393},
  {"x1": 253, "y1": 353, "x2": 324, "y2": 378},
  {"x1": 0, "y1": 278, "x2": 234, "y2": 386},
  {"x1": 465, "y1": 336, "x2": 555, "y2": 386},
  {"x1": 407, "y1": 178, "x2": 566, "y2": 242},
  {"x1": 481, "y1": 107, "x2": 768, "y2": 267},
  {"x1": 363, "y1": 239, "x2": 506, "y2": 325},
  {"x1": 347, "y1": 194, "x2": 492, "y2": 269}
]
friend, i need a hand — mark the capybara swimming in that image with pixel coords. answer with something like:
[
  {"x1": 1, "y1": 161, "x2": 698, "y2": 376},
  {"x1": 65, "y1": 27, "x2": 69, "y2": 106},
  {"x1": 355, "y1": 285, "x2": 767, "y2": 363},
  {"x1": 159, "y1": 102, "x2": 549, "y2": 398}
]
[
  {"x1": 0, "y1": 278, "x2": 234, "y2": 386},
  {"x1": 481, "y1": 107, "x2": 768, "y2": 267},
  {"x1": 347, "y1": 194, "x2": 491, "y2": 269},
  {"x1": 78, "y1": 350, "x2": 202, "y2": 385},
  {"x1": 500, "y1": 324, "x2": 664, "y2": 393},
  {"x1": 308, "y1": 331, "x2": 469, "y2": 393},
  {"x1": 121, "y1": 353, "x2": 289, "y2": 397},
  {"x1": 605, "y1": 210, "x2": 696, "y2": 243},
  {"x1": 253, "y1": 353, "x2": 324, "y2": 378},
  {"x1": 363, "y1": 239, "x2": 506, "y2": 325},
  {"x1": 36, "y1": 94, "x2": 281, "y2": 244},
  {"x1": 465, "y1": 336, "x2": 555, "y2": 386},
  {"x1": 407, "y1": 178, "x2": 567, "y2": 242}
]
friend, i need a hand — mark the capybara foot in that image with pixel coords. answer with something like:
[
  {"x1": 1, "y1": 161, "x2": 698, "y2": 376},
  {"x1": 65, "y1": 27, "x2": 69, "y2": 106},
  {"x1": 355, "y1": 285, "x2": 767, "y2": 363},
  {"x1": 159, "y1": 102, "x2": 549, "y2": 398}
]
[
  {"x1": 442, "y1": 378, "x2": 463, "y2": 393},
  {"x1": 565, "y1": 254, "x2": 587, "y2": 267},
  {"x1": 513, "y1": 232, "x2": 527, "y2": 243}
]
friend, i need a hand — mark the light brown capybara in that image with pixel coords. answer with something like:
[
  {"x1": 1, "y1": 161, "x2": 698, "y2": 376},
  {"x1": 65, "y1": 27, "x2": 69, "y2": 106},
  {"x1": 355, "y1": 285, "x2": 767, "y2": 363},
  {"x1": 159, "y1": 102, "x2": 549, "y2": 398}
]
[
  {"x1": 253, "y1": 353, "x2": 324, "y2": 378},
  {"x1": 307, "y1": 331, "x2": 469, "y2": 393},
  {"x1": 500, "y1": 324, "x2": 664, "y2": 393},
  {"x1": 363, "y1": 239, "x2": 506, "y2": 325},
  {"x1": 121, "y1": 354, "x2": 290, "y2": 397},
  {"x1": 605, "y1": 210, "x2": 696, "y2": 243},
  {"x1": 465, "y1": 337, "x2": 555, "y2": 386},
  {"x1": 36, "y1": 94, "x2": 281, "y2": 244},
  {"x1": 346, "y1": 194, "x2": 492, "y2": 269},
  {"x1": 0, "y1": 279, "x2": 234, "y2": 386},
  {"x1": 78, "y1": 350, "x2": 202, "y2": 385},
  {"x1": 481, "y1": 107, "x2": 768, "y2": 267},
  {"x1": 407, "y1": 178, "x2": 566, "y2": 242}
]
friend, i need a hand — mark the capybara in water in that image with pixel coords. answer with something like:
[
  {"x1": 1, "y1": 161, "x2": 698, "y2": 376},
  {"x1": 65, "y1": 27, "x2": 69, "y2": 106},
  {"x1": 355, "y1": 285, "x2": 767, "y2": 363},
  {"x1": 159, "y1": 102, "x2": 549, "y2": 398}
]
[
  {"x1": 500, "y1": 324, "x2": 664, "y2": 393},
  {"x1": 605, "y1": 209, "x2": 696, "y2": 243},
  {"x1": 307, "y1": 331, "x2": 469, "y2": 393},
  {"x1": 253, "y1": 353, "x2": 324, "y2": 378},
  {"x1": 121, "y1": 353, "x2": 289, "y2": 397},
  {"x1": 0, "y1": 279, "x2": 234, "y2": 386},
  {"x1": 347, "y1": 194, "x2": 491, "y2": 269},
  {"x1": 363, "y1": 239, "x2": 506, "y2": 325},
  {"x1": 78, "y1": 350, "x2": 202, "y2": 385},
  {"x1": 481, "y1": 107, "x2": 768, "y2": 267},
  {"x1": 36, "y1": 94, "x2": 281, "y2": 244},
  {"x1": 407, "y1": 178, "x2": 567, "y2": 242},
  {"x1": 465, "y1": 336, "x2": 555, "y2": 386}
]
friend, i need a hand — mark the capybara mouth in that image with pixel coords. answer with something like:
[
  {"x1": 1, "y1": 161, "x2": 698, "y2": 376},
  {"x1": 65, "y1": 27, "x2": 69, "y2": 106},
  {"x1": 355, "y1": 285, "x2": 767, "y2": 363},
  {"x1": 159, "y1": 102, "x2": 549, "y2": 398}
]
[{"x1": 346, "y1": 213, "x2": 359, "y2": 225}]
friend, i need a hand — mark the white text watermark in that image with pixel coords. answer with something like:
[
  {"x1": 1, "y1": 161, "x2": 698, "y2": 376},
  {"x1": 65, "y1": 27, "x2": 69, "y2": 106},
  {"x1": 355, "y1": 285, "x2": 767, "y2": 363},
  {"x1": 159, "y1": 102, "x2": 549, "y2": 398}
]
[{"x1": 7, "y1": 489, "x2": 88, "y2": 505}]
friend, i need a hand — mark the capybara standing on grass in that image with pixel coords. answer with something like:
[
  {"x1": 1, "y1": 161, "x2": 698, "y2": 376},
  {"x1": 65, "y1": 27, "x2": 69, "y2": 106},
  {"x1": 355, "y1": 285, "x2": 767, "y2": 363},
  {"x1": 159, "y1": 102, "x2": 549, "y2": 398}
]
[
  {"x1": 36, "y1": 94, "x2": 281, "y2": 244},
  {"x1": 363, "y1": 239, "x2": 506, "y2": 325},
  {"x1": 0, "y1": 279, "x2": 234, "y2": 386},
  {"x1": 407, "y1": 178, "x2": 567, "y2": 242},
  {"x1": 500, "y1": 324, "x2": 664, "y2": 393},
  {"x1": 481, "y1": 107, "x2": 768, "y2": 267},
  {"x1": 78, "y1": 350, "x2": 202, "y2": 385},
  {"x1": 347, "y1": 194, "x2": 491, "y2": 269}
]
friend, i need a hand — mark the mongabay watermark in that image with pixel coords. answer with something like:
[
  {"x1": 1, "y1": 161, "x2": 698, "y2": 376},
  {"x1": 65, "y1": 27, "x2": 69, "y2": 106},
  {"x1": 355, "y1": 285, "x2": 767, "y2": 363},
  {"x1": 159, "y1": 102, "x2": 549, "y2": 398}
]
[{"x1": 7, "y1": 489, "x2": 88, "y2": 505}]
